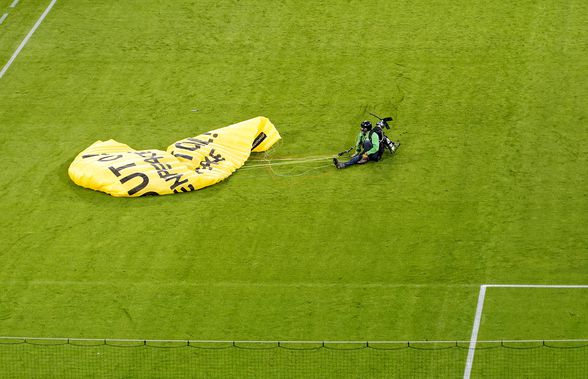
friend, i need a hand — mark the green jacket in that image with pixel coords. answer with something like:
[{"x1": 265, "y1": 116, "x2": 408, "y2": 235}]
[{"x1": 355, "y1": 130, "x2": 380, "y2": 155}]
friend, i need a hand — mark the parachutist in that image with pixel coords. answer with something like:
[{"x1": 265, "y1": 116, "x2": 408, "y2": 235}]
[{"x1": 334, "y1": 117, "x2": 399, "y2": 169}]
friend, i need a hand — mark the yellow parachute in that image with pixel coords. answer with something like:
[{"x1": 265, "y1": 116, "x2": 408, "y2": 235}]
[{"x1": 68, "y1": 116, "x2": 281, "y2": 197}]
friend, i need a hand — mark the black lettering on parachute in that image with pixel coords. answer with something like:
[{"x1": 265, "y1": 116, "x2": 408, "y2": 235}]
[
  {"x1": 98, "y1": 154, "x2": 123, "y2": 162},
  {"x1": 165, "y1": 173, "x2": 189, "y2": 190},
  {"x1": 195, "y1": 149, "x2": 225, "y2": 173},
  {"x1": 252, "y1": 132, "x2": 267, "y2": 150},
  {"x1": 82, "y1": 153, "x2": 124, "y2": 162},
  {"x1": 140, "y1": 152, "x2": 174, "y2": 176},
  {"x1": 108, "y1": 163, "x2": 137, "y2": 177},
  {"x1": 173, "y1": 184, "x2": 195, "y2": 193},
  {"x1": 171, "y1": 152, "x2": 193, "y2": 160},
  {"x1": 107, "y1": 161, "x2": 150, "y2": 196},
  {"x1": 174, "y1": 139, "x2": 207, "y2": 152},
  {"x1": 120, "y1": 172, "x2": 150, "y2": 196},
  {"x1": 174, "y1": 133, "x2": 217, "y2": 152}
]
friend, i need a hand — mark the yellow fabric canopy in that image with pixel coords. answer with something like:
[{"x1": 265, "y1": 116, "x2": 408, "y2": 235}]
[{"x1": 68, "y1": 116, "x2": 281, "y2": 197}]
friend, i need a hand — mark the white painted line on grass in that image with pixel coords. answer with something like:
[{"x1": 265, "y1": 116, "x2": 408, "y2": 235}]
[
  {"x1": 463, "y1": 284, "x2": 588, "y2": 379},
  {"x1": 0, "y1": 0, "x2": 57, "y2": 79},
  {"x1": 486, "y1": 284, "x2": 588, "y2": 289},
  {"x1": 0, "y1": 13, "x2": 7, "y2": 24},
  {"x1": 463, "y1": 284, "x2": 486, "y2": 379},
  {"x1": 10, "y1": 0, "x2": 19, "y2": 8},
  {"x1": 0, "y1": 280, "x2": 479, "y2": 288}
]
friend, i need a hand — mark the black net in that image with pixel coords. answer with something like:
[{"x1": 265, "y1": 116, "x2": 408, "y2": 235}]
[
  {"x1": 0, "y1": 339, "x2": 587, "y2": 378},
  {"x1": 471, "y1": 341, "x2": 588, "y2": 379}
]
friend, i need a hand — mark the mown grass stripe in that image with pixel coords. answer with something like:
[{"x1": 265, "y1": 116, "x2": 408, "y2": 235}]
[{"x1": 0, "y1": 0, "x2": 57, "y2": 79}]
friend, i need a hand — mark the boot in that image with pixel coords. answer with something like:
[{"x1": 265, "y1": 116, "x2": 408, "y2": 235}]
[{"x1": 333, "y1": 158, "x2": 344, "y2": 169}]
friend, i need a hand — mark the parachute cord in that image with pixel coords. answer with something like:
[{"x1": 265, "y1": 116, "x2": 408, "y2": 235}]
[
  {"x1": 241, "y1": 139, "x2": 333, "y2": 177},
  {"x1": 267, "y1": 164, "x2": 332, "y2": 177},
  {"x1": 240, "y1": 156, "x2": 333, "y2": 170}
]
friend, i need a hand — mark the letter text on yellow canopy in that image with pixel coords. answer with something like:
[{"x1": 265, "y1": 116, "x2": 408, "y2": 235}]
[{"x1": 68, "y1": 117, "x2": 281, "y2": 197}]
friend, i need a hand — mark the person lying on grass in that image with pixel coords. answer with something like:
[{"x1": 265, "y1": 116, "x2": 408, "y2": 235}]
[{"x1": 333, "y1": 120, "x2": 381, "y2": 169}]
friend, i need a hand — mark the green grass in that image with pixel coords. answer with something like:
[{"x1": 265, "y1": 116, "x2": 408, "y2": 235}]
[
  {"x1": 480, "y1": 287, "x2": 588, "y2": 340},
  {"x1": 0, "y1": 0, "x2": 587, "y2": 377},
  {"x1": 0, "y1": 0, "x2": 45, "y2": 67}
]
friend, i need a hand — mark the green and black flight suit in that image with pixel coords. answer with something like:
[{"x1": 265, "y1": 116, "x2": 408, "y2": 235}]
[{"x1": 339, "y1": 129, "x2": 381, "y2": 168}]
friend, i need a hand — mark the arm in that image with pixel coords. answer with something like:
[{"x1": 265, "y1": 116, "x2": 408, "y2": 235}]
[{"x1": 354, "y1": 132, "x2": 363, "y2": 154}]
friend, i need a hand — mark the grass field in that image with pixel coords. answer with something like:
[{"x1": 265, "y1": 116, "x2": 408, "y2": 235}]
[{"x1": 0, "y1": 0, "x2": 587, "y2": 377}]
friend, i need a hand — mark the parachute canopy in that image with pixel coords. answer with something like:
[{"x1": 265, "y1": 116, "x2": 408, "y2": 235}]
[{"x1": 68, "y1": 116, "x2": 281, "y2": 197}]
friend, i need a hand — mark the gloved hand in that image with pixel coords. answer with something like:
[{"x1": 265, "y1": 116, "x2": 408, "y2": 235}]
[{"x1": 362, "y1": 154, "x2": 368, "y2": 160}]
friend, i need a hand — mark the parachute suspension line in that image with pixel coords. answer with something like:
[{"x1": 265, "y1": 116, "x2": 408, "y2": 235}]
[
  {"x1": 241, "y1": 156, "x2": 333, "y2": 170},
  {"x1": 241, "y1": 139, "x2": 332, "y2": 176},
  {"x1": 261, "y1": 138, "x2": 283, "y2": 162},
  {"x1": 266, "y1": 164, "x2": 332, "y2": 177},
  {"x1": 247, "y1": 156, "x2": 334, "y2": 162}
]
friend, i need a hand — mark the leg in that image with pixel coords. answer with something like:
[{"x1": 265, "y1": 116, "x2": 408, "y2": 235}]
[{"x1": 339, "y1": 154, "x2": 363, "y2": 168}]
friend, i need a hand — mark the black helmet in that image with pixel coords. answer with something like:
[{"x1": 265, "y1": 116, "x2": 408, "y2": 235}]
[{"x1": 360, "y1": 120, "x2": 372, "y2": 130}]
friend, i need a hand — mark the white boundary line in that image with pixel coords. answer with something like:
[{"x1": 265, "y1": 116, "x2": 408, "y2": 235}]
[
  {"x1": 10, "y1": 0, "x2": 20, "y2": 8},
  {"x1": 485, "y1": 284, "x2": 588, "y2": 289},
  {"x1": 463, "y1": 284, "x2": 588, "y2": 379},
  {"x1": 0, "y1": 13, "x2": 7, "y2": 24},
  {"x1": 464, "y1": 285, "x2": 487, "y2": 378},
  {"x1": 0, "y1": 280, "x2": 477, "y2": 288},
  {"x1": 0, "y1": 0, "x2": 57, "y2": 79}
]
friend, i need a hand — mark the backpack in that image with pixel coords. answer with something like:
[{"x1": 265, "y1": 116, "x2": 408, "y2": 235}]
[{"x1": 369, "y1": 127, "x2": 396, "y2": 160}]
